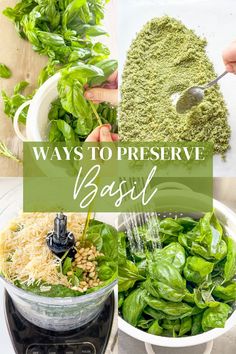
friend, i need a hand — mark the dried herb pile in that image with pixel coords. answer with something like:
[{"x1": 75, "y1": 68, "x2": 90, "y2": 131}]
[{"x1": 120, "y1": 16, "x2": 231, "y2": 157}]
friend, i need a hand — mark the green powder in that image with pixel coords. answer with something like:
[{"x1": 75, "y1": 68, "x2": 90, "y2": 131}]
[{"x1": 120, "y1": 16, "x2": 231, "y2": 156}]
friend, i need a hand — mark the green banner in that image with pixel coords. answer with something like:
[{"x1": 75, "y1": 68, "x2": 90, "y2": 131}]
[{"x1": 23, "y1": 142, "x2": 213, "y2": 212}]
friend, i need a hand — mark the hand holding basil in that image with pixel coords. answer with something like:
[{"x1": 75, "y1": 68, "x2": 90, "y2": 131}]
[
  {"x1": 49, "y1": 59, "x2": 118, "y2": 142},
  {"x1": 119, "y1": 212, "x2": 236, "y2": 337}
]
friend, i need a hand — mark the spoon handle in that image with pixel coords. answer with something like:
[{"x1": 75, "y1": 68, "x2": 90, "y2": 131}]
[{"x1": 204, "y1": 71, "x2": 228, "y2": 89}]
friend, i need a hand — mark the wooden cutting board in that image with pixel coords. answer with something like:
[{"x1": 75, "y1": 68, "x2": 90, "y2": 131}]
[{"x1": 0, "y1": 0, "x2": 117, "y2": 177}]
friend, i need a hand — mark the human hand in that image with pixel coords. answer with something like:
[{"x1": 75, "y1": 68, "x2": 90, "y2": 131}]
[
  {"x1": 84, "y1": 70, "x2": 118, "y2": 106},
  {"x1": 223, "y1": 40, "x2": 236, "y2": 73},
  {"x1": 85, "y1": 124, "x2": 119, "y2": 142}
]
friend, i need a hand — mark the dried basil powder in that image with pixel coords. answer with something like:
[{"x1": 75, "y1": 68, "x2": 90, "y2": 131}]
[{"x1": 120, "y1": 16, "x2": 231, "y2": 157}]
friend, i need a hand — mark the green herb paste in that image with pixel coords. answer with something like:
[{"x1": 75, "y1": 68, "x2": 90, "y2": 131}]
[{"x1": 120, "y1": 16, "x2": 231, "y2": 156}]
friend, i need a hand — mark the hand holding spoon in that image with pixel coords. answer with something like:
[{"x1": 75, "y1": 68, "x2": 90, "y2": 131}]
[{"x1": 176, "y1": 71, "x2": 228, "y2": 114}]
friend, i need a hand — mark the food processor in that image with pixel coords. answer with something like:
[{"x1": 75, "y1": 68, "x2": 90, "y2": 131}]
[{"x1": 0, "y1": 182, "x2": 118, "y2": 354}]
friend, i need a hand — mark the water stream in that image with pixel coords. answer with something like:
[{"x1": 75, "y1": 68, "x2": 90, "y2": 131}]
[
  {"x1": 121, "y1": 178, "x2": 163, "y2": 257},
  {"x1": 123, "y1": 212, "x2": 162, "y2": 259}
]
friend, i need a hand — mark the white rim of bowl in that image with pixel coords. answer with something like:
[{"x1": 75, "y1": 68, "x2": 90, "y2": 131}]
[{"x1": 26, "y1": 72, "x2": 61, "y2": 141}]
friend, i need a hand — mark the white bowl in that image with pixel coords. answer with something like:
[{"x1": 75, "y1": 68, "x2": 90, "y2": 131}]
[
  {"x1": 14, "y1": 73, "x2": 60, "y2": 142},
  {"x1": 118, "y1": 199, "x2": 236, "y2": 348}
]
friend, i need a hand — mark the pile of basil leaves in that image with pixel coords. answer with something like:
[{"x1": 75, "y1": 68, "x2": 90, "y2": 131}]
[
  {"x1": 2, "y1": 0, "x2": 117, "y2": 142},
  {"x1": 16, "y1": 219, "x2": 117, "y2": 297},
  {"x1": 118, "y1": 212, "x2": 236, "y2": 337}
]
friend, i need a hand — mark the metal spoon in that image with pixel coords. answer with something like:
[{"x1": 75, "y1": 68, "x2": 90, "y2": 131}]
[{"x1": 176, "y1": 71, "x2": 228, "y2": 114}]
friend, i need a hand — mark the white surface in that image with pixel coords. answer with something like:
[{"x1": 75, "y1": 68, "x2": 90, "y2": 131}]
[{"x1": 118, "y1": 0, "x2": 236, "y2": 177}]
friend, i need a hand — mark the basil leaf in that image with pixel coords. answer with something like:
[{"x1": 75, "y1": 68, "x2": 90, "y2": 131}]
[
  {"x1": 202, "y1": 303, "x2": 231, "y2": 331},
  {"x1": 141, "y1": 278, "x2": 160, "y2": 298},
  {"x1": 37, "y1": 31, "x2": 65, "y2": 47},
  {"x1": 82, "y1": 24, "x2": 107, "y2": 37},
  {"x1": 179, "y1": 317, "x2": 192, "y2": 336},
  {"x1": 74, "y1": 267, "x2": 83, "y2": 278},
  {"x1": 64, "y1": 63, "x2": 104, "y2": 81},
  {"x1": 148, "y1": 261, "x2": 186, "y2": 302},
  {"x1": 224, "y1": 237, "x2": 236, "y2": 282},
  {"x1": 137, "y1": 318, "x2": 154, "y2": 330},
  {"x1": 0, "y1": 63, "x2": 12, "y2": 78},
  {"x1": 62, "y1": 257, "x2": 72, "y2": 275},
  {"x1": 193, "y1": 288, "x2": 219, "y2": 309},
  {"x1": 98, "y1": 264, "x2": 114, "y2": 281},
  {"x1": 183, "y1": 256, "x2": 214, "y2": 285},
  {"x1": 144, "y1": 294, "x2": 193, "y2": 319},
  {"x1": 143, "y1": 306, "x2": 166, "y2": 321},
  {"x1": 49, "y1": 121, "x2": 64, "y2": 142},
  {"x1": 62, "y1": 0, "x2": 87, "y2": 29},
  {"x1": 122, "y1": 288, "x2": 147, "y2": 326},
  {"x1": 89, "y1": 59, "x2": 118, "y2": 86},
  {"x1": 56, "y1": 119, "x2": 76, "y2": 143},
  {"x1": 213, "y1": 282, "x2": 236, "y2": 301},
  {"x1": 119, "y1": 260, "x2": 145, "y2": 292},
  {"x1": 153, "y1": 242, "x2": 186, "y2": 272},
  {"x1": 118, "y1": 292, "x2": 125, "y2": 308},
  {"x1": 148, "y1": 320, "x2": 163, "y2": 335},
  {"x1": 160, "y1": 218, "x2": 184, "y2": 237},
  {"x1": 191, "y1": 313, "x2": 203, "y2": 335},
  {"x1": 162, "y1": 319, "x2": 180, "y2": 333},
  {"x1": 58, "y1": 78, "x2": 93, "y2": 136},
  {"x1": 86, "y1": 232, "x2": 103, "y2": 251},
  {"x1": 14, "y1": 81, "x2": 29, "y2": 94}
]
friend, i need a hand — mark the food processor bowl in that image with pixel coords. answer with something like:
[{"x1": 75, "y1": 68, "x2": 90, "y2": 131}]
[
  {"x1": 0, "y1": 183, "x2": 117, "y2": 331},
  {"x1": 117, "y1": 199, "x2": 236, "y2": 348},
  {"x1": 1, "y1": 276, "x2": 116, "y2": 331}
]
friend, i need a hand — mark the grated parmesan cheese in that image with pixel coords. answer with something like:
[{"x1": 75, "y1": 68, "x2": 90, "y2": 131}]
[{"x1": 0, "y1": 212, "x2": 86, "y2": 288}]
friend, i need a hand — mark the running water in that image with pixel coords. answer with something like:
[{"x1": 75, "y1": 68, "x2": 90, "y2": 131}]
[
  {"x1": 123, "y1": 212, "x2": 162, "y2": 257},
  {"x1": 121, "y1": 178, "x2": 162, "y2": 256}
]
